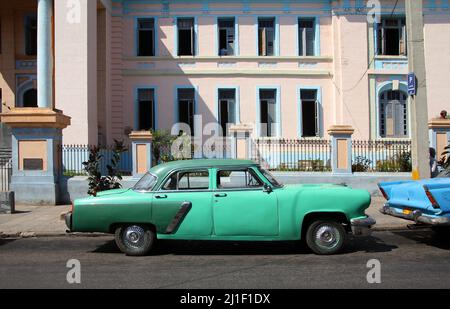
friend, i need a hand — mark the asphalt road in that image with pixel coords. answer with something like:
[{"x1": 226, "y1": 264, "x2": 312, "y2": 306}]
[{"x1": 0, "y1": 230, "x2": 449, "y2": 289}]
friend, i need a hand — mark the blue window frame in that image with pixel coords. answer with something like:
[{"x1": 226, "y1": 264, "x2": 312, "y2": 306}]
[
  {"x1": 174, "y1": 86, "x2": 197, "y2": 136},
  {"x1": 257, "y1": 17, "x2": 278, "y2": 56},
  {"x1": 136, "y1": 18, "x2": 156, "y2": 57},
  {"x1": 256, "y1": 86, "x2": 281, "y2": 137},
  {"x1": 297, "y1": 87, "x2": 322, "y2": 138},
  {"x1": 176, "y1": 17, "x2": 197, "y2": 56},
  {"x1": 298, "y1": 17, "x2": 317, "y2": 56},
  {"x1": 135, "y1": 87, "x2": 157, "y2": 131},
  {"x1": 217, "y1": 17, "x2": 237, "y2": 56}
]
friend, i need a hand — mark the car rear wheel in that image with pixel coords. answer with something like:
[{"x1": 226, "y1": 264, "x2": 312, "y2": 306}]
[
  {"x1": 114, "y1": 224, "x2": 155, "y2": 256},
  {"x1": 306, "y1": 220, "x2": 346, "y2": 255}
]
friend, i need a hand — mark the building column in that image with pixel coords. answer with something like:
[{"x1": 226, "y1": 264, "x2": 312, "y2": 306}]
[
  {"x1": 229, "y1": 123, "x2": 254, "y2": 160},
  {"x1": 54, "y1": 0, "x2": 98, "y2": 145},
  {"x1": 328, "y1": 125, "x2": 354, "y2": 174},
  {"x1": 428, "y1": 118, "x2": 450, "y2": 161},
  {"x1": 0, "y1": 0, "x2": 72, "y2": 205},
  {"x1": 37, "y1": 0, "x2": 53, "y2": 108},
  {"x1": 129, "y1": 131, "x2": 153, "y2": 179}
]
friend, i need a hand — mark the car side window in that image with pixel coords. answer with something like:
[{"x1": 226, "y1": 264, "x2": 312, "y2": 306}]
[
  {"x1": 217, "y1": 169, "x2": 263, "y2": 189},
  {"x1": 161, "y1": 170, "x2": 210, "y2": 191}
]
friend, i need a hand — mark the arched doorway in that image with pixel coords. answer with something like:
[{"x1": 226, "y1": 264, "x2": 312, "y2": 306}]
[
  {"x1": 379, "y1": 90, "x2": 408, "y2": 138},
  {"x1": 23, "y1": 89, "x2": 38, "y2": 107}
]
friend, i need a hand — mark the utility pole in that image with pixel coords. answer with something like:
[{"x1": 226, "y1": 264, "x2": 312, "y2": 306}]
[{"x1": 405, "y1": 0, "x2": 430, "y2": 180}]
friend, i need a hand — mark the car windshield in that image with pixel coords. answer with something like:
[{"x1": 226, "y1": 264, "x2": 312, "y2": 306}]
[
  {"x1": 133, "y1": 172, "x2": 158, "y2": 191},
  {"x1": 258, "y1": 167, "x2": 283, "y2": 187}
]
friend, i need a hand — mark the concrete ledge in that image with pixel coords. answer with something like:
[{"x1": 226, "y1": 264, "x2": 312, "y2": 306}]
[
  {"x1": 57, "y1": 172, "x2": 412, "y2": 204},
  {"x1": 59, "y1": 176, "x2": 137, "y2": 204},
  {"x1": 272, "y1": 172, "x2": 412, "y2": 196},
  {"x1": 0, "y1": 191, "x2": 15, "y2": 214},
  {"x1": 11, "y1": 182, "x2": 58, "y2": 206}
]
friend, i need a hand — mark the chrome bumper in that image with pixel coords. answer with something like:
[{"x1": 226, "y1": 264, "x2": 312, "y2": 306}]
[
  {"x1": 380, "y1": 205, "x2": 450, "y2": 226},
  {"x1": 350, "y1": 216, "x2": 376, "y2": 236},
  {"x1": 65, "y1": 212, "x2": 72, "y2": 231}
]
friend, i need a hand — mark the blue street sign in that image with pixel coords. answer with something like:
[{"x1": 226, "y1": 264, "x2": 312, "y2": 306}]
[{"x1": 408, "y1": 72, "x2": 416, "y2": 96}]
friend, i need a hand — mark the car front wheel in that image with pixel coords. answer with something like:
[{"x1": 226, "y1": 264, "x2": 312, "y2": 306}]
[
  {"x1": 114, "y1": 224, "x2": 155, "y2": 256},
  {"x1": 306, "y1": 220, "x2": 346, "y2": 255}
]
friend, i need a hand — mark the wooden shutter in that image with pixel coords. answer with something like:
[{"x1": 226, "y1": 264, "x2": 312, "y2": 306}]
[
  {"x1": 399, "y1": 23, "x2": 406, "y2": 55},
  {"x1": 305, "y1": 26, "x2": 315, "y2": 56},
  {"x1": 314, "y1": 100, "x2": 319, "y2": 136},
  {"x1": 259, "y1": 28, "x2": 266, "y2": 55}
]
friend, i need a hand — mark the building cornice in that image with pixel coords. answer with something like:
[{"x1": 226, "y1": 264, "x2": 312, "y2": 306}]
[
  {"x1": 123, "y1": 56, "x2": 333, "y2": 62},
  {"x1": 122, "y1": 69, "x2": 333, "y2": 77}
]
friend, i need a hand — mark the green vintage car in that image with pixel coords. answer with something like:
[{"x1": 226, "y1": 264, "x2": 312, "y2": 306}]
[{"x1": 65, "y1": 159, "x2": 375, "y2": 255}]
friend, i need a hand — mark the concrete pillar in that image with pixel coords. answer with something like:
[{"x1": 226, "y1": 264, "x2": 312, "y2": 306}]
[
  {"x1": 37, "y1": 0, "x2": 53, "y2": 108},
  {"x1": 129, "y1": 131, "x2": 153, "y2": 179},
  {"x1": 406, "y1": 0, "x2": 430, "y2": 180},
  {"x1": 54, "y1": 0, "x2": 98, "y2": 145},
  {"x1": 0, "y1": 108, "x2": 71, "y2": 205},
  {"x1": 428, "y1": 118, "x2": 450, "y2": 161},
  {"x1": 328, "y1": 125, "x2": 354, "y2": 174},
  {"x1": 228, "y1": 123, "x2": 253, "y2": 160}
]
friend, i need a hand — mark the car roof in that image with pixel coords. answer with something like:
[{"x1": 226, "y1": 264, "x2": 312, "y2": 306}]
[{"x1": 149, "y1": 159, "x2": 258, "y2": 177}]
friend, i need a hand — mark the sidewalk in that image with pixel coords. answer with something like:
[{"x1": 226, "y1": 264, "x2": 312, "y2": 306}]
[{"x1": 0, "y1": 197, "x2": 411, "y2": 238}]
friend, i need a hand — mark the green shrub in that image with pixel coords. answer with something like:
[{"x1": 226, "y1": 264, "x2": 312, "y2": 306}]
[
  {"x1": 82, "y1": 140, "x2": 127, "y2": 196},
  {"x1": 352, "y1": 156, "x2": 372, "y2": 172},
  {"x1": 376, "y1": 151, "x2": 412, "y2": 172}
]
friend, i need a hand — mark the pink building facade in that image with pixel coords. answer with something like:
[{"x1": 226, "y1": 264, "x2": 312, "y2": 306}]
[{"x1": 1, "y1": 0, "x2": 450, "y2": 147}]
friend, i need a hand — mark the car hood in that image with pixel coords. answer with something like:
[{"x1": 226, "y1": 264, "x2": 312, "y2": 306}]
[
  {"x1": 95, "y1": 188, "x2": 130, "y2": 197},
  {"x1": 282, "y1": 183, "x2": 349, "y2": 190}
]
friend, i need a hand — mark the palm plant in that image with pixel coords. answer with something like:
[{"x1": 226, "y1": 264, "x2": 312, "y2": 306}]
[
  {"x1": 438, "y1": 145, "x2": 450, "y2": 177},
  {"x1": 151, "y1": 129, "x2": 177, "y2": 164}
]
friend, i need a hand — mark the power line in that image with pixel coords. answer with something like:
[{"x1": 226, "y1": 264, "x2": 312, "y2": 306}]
[
  {"x1": 331, "y1": 0, "x2": 401, "y2": 94},
  {"x1": 330, "y1": 0, "x2": 401, "y2": 136}
]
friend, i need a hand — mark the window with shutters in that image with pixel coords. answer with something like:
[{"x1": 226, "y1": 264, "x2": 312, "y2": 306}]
[
  {"x1": 298, "y1": 18, "x2": 316, "y2": 56},
  {"x1": 137, "y1": 19, "x2": 155, "y2": 56},
  {"x1": 379, "y1": 90, "x2": 408, "y2": 138},
  {"x1": 177, "y1": 18, "x2": 195, "y2": 56},
  {"x1": 258, "y1": 18, "x2": 275, "y2": 56},
  {"x1": 376, "y1": 17, "x2": 407, "y2": 56},
  {"x1": 259, "y1": 89, "x2": 277, "y2": 137},
  {"x1": 137, "y1": 89, "x2": 155, "y2": 131},
  {"x1": 300, "y1": 89, "x2": 319, "y2": 137},
  {"x1": 178, "y1": 88, "x2": 196, "y2": 135},
  {"x1": 218, "y1": 89, "x2": 237, "y2": 136},
  {"x1": 218, "y1": 18, "x2": 235, "y2": 56}
]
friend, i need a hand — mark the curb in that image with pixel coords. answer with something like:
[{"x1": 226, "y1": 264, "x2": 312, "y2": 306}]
[
  {"x1": 1, "y1": 226, "x2": 414, "y2": 238},
  {"x1": 0, "y1": 231, "x2": 110, "y2": 238}
]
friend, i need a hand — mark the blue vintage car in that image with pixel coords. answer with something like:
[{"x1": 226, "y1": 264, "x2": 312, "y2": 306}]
[{"x1": 379, "y1": 177, "x2": 450, "y2": 230}]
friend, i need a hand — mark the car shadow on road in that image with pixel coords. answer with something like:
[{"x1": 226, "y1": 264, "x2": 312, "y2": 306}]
[
  {"x1": 91, "y1": 239, "x2": 310, "y2": 255},
  {"x1": 342, "y1": 235, "x2": 398, "y2": 254},
  {"x1": 91, "y1": 236, "x2": 397, "y2": 256},
  {"x1": 392, "y1": 230, "x2": 450, "y2": 250},
  {"x1": 0, "y1": 238, "x2": 16, "y2": 247}
]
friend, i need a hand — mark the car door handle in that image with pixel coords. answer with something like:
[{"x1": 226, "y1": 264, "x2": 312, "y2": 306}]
[
  {"x1": 214, "y1": 193, "x2": 227, "y2": 198},
  {"x1": 155, "y1": 194, "x2": 167, "y2": 199}
]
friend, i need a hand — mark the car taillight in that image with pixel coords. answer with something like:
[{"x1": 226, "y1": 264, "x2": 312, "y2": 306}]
[
  {"x1": 379, "y1": 186, "x2": 388, "y2": 200},
  {"x1": 424, "y1": 186, "x2": 440, "y2": 209}
]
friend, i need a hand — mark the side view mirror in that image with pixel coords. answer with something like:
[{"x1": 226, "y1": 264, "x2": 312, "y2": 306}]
[{"x1": 263, "y1": 184, "x2": 273, "y2": 193}]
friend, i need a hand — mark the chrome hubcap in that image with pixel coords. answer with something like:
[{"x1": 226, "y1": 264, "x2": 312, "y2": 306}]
[
  {"x1": 123, "y1": 225, "x2": 145, "y2": 248},
  {"x1": 315, "y1": 225, "x2": 340, "y2": 249}
]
